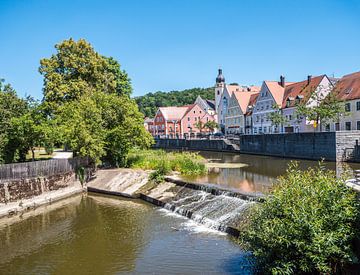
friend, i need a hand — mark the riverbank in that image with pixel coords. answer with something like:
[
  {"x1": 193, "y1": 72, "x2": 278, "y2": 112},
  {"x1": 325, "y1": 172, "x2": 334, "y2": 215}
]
[{"x1": 153, "y1": 131, "x2": 360, "y2": 162}]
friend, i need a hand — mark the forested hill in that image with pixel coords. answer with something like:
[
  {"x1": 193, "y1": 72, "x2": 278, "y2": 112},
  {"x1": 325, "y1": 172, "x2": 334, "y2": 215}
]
[{"x1": 135, "y1": 87, "x2": 214, "y2": 118}]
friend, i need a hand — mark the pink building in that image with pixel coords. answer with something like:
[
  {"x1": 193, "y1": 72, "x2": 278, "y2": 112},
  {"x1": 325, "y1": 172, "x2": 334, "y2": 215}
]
[{"x1": 151, "y1": 103, "x2": 217, "y2": 138}]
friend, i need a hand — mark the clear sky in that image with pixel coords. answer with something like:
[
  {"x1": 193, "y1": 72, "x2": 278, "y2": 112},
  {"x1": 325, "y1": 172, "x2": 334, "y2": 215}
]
[{"x1": 0, "y1": 0, "x2": 360, "y2": 99}]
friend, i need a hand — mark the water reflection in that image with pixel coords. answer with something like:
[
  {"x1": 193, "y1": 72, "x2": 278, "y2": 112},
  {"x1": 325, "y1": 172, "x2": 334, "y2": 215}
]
[
  {"x1": 0, "y1": 194, "x2": 248, "y2": 274},
  {"x1": 182, "y1": 151, "x2": 360, "y2": 194}
]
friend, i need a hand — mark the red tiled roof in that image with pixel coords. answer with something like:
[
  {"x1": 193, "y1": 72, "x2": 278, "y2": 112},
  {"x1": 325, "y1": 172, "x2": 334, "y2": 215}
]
[
  {"x1": 335, "y1": 71, "x2": 360, "y2": 101},
  {"x1": 233, "y1": 91, "x2": 260, "y2": 114},
  {"x1": 281, "y1": 75, "x2": 325, "y2": 108},
  {"x1": 245, "y1": 93, "x2": 260, "y2": 116}
]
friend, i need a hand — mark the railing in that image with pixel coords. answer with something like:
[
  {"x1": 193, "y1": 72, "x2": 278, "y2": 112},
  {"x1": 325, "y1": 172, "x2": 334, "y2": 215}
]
[{"x1": 0, "y1": 157, "x2": 89, "y2": 181}]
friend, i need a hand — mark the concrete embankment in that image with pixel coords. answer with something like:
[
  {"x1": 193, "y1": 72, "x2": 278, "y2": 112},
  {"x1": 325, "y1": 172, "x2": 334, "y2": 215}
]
[
  {"x1": 87, "y1": 169, "x2": 263, "y2": 237},
  {"x1": 154, "y1": 131, "x2": 360, "y2": 162},
  {"x1": 0, "y1": 173, "x2": 84, "y2": 219}
]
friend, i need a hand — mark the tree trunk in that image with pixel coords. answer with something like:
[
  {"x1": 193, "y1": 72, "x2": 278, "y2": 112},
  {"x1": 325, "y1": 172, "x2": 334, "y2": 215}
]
[{"x1": 31, "y1": 148, "x2": 35, "y2": 162}]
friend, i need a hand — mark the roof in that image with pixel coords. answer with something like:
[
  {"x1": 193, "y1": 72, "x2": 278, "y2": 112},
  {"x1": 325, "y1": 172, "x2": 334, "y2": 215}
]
[
  {"x1": 264, "y1": 81, "x2": 287, "y2": 106},
  {"x1": 205, "y1": 99, "x2": 215, "y2": 110},
  {"x1": 335, "y1": 71, "x2": 360, "y2": 101},
  {"x1": 158, "y1": 106, "x2": 189, "y2": 121},
  {"x1": 233, "y1": 91, "x2": 260, "y2": 114},
  {"x1": 226, "y1": 84, "x2": 260, "y2": 95},
  {"x1": 245, "y1": 94, "x2": 259, "y2": 116},
  {"x1": 281, "y1": 75, "x2": 325, "y2": 108}
]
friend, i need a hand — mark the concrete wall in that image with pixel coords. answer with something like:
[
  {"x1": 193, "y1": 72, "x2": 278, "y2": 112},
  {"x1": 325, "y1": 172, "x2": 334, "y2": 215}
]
[
  {"x1": 239, "y1": 132, "x2": 337, "y2": 161},
  {"x1": 155, "y1": 131, "x2": 360, "y2": 162},
  {"x1": 0, "y1": 172, "x2": 74, "y2": 203}
]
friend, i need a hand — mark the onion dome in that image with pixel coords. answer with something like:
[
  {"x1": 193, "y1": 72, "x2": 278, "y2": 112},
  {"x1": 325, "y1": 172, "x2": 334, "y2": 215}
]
[{"x1": 216, "y1": 69, "x2": 225, "y2": 83}]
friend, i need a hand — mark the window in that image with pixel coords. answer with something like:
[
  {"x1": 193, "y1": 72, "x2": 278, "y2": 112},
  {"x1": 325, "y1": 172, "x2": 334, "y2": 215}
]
[
  {"x1": 357, "y1": 121, "x2": 360, "y2": 130},
  {"x1": 325, "y1": 124, "x2": 330, "y2": 132},
  {"x1": 264, "y1": 127, "x2": 267, "y2": 133},
  {"x1": 357, "y1": 101, "x2": 360, "y2": 111},
  {"x1": 345, "y1": 122, "x2": 351, "y2": 131},
  {"x1": 335, "y1": 123, "x2": 340, "y2": 131},
  {"x1": 345, "y1": 103, "x2": 351, "y2": 112},
  {"x1": 217, "y1": 91, "x2": 220, "y2": 95},
  {"x1": 193, "y1": 110, "x2": 196, "y2": 114},
  {"x1": 289, "y1": 115, "x2": 292, "y2": 121},
  {"x1": 286, "y1": 99, "x2": 290, "y2": 107},
  {"x1": 187, "y1": 117, "x2": 190, "y2": 121},
  {"x1": 195, "y1": 117, "x2": 197, "y2": 121}
]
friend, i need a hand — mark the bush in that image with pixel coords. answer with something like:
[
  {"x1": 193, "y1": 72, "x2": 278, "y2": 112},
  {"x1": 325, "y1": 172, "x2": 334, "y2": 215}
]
[
  {"x1": 239, "y1": 162, "x2": 360, "y2": 274},
  {"x1": 126, "y1": 149, "x2": 206, "y2": 177}
]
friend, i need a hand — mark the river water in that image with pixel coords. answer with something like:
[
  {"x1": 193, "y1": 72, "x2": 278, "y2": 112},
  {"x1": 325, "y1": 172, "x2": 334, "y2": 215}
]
[
  {"x1": 0, "y1": 194, "x2": 252, "y2": 275},
  {"x1": 182, "y1": 151, "x2": 360, "y2": 194},
  {"x1": 1, "y1": 152, "x2": 359, "y2": 274}
]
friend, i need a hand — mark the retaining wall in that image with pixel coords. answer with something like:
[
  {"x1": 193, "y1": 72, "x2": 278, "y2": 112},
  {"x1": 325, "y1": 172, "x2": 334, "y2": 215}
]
[{"x1": 154, "y1": 131, "x2": 360, "y2": 162}]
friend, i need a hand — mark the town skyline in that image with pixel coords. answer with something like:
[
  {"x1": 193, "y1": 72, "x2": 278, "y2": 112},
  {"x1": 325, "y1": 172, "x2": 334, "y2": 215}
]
[{"x1": 1, "y1": 0, "x2": 360, "y2": 99}]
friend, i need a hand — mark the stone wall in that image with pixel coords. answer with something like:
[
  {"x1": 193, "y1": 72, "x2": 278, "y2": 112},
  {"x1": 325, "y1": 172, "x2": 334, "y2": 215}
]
[
  {"x1": 154, "y1": 131, "x2": 360, "y2": 162},
  {"x1": 239, "y1": 132, "x2": 337, "y2": 161},
  {"x1": 0, "y1": 172, "x2": 74, "y2": 203}
]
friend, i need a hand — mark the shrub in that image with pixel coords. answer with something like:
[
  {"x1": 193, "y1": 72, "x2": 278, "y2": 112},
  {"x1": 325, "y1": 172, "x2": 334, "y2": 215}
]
[
  {"x1": 239, "y1": 162, "x2": 360, "y2": 274},
  {"x1": 126, "y1": 149, "x2": 206, "y2": 177}
]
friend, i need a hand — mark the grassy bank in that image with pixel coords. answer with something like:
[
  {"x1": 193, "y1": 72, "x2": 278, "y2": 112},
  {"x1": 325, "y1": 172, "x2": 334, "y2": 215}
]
[{"x1": 127, "y1": 149, "x2": 206, "y2": 181}]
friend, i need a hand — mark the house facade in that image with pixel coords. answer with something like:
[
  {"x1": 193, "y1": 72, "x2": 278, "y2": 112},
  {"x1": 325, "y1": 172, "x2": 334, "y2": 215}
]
[
  {"x1": 224, "y1": 91, "x2": 259, "y2": 135},
  {"x1": 328, "y1": 71, "x2": 360, "y2": 131},
  {"x1": 153, "y1": 106, "x2": 188, "y2": 138},
  {"x1": 252, "y1": 77, "x2": 288, "y2": 134},
  {"x1": 281, "y1": 75, "x2": 332, "y2": 133}
]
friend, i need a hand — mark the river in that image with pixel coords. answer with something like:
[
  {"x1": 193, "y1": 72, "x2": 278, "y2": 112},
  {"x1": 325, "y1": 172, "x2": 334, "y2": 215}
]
[
  {"x1": 1, "y1": 152, "x2": 359, "y2": 274},
  {"x1": 182, "y1": 151, "x2": 360, "y2": 194},
  {"x1": 0, "y1": 194, "x2": 252, "y2": 275}
]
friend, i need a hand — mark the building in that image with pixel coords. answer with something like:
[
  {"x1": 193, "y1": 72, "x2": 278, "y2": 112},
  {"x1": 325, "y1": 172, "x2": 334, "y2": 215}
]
[
  {"x1": 244, "y1": 93, "x2": 259, "y2": 134},
  {"x1": 252, "y1": 76, "x2": 292, "y2": 134},
  {"x1": 224, "y1": 90, "x2": 259, "y2": 135},
  {"x1": 153, "y1": 106, "x2": 189, "y2": 138},
  {"x1": 215, "y1": 69, "x2": 259, "y2": 133},
  {"x1": 144, "y1": 117, "x2": 154, "y2": 135},
  {"x1": 152, "y1": 103, "x2": 217, "y2": 138},
  {"x1": 194, "y1": 95, "x2": 216, "y2": 115},
  {"x1": 281, "y1": 75, "x2": 332, "y2": 133},
  {"x1": 329, "y1": 71, "x2": 360, "y2": 131}
]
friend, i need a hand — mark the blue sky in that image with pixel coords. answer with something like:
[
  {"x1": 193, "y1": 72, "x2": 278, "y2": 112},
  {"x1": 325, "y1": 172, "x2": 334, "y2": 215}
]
[{"x1": 0, "y1": 0, "x2": 359, "y2": 99}]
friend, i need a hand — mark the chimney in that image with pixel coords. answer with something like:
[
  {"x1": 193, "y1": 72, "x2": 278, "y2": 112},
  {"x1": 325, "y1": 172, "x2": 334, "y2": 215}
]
[
  {"x1": 307, "y1": 75, "x2": 312, "y2": 85},
  {"x1": 279, "y1": 75, "x2": 285, "y2": 87}
]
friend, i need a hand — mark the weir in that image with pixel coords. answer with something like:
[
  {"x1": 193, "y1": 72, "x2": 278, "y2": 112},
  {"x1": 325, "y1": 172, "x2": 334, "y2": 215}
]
[{"x1": 87, "y1": 169, "x2": 260, "y2": 237}]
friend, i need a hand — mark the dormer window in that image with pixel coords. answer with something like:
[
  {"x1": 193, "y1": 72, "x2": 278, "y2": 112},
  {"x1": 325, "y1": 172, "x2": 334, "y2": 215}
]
[{"x1": 286, "y1": 99, "x2": 291, "y2": 107}]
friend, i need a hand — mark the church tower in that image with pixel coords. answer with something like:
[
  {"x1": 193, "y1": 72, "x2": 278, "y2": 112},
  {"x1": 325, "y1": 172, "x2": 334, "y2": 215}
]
[{"x1": 215, "y1": 68, "x2": 225, "y2": 113}]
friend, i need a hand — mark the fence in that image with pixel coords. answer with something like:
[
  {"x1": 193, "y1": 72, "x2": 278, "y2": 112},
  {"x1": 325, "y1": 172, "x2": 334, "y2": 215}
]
[{"x1": 0, "y1": 157, "x2": 90, "y2": 181}]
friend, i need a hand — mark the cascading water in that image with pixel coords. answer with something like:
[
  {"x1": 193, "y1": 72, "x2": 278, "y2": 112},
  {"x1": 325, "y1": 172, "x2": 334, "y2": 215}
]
[{"x1": 162, "y1": 188, "x2": 254, "y2": 233}]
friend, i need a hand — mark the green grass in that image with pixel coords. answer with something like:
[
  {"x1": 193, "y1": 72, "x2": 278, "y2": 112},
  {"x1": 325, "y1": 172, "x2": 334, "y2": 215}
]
[
  {"x1": 127, "y1": 149, "x2": 207, "y2": 178},
  {"x1": 26, "y1": 147, "x2": 54, "y2": 161}
]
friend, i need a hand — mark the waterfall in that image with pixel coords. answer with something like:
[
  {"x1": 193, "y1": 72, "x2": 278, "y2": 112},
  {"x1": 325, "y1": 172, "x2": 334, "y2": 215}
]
[{"x1": 162, "y1": 190, "x2": 254, "y2": 233}]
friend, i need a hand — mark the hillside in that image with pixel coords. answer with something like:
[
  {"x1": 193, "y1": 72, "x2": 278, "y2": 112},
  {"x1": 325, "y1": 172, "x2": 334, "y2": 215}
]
[{"x1": 135, "y1": 87, "x2": 214, "y2": 118}]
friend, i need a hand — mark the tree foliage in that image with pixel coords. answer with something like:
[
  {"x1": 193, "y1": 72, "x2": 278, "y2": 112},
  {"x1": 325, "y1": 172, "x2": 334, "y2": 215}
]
[
  {"x1": 296, "y1": 86, "x2": 345, "y2": 131},
  {"x1": 135, "y1": 87, "x2": 215, "y2": 118},
  {"x1": 39, "y1": 38, "x2": 153, "y2": 165},
  {"x1": 240, "y1": 163, "x2": 359, "y2": 274},
  {"x1": 268, "y1": 104, "x2": 287, "y2": 132}
]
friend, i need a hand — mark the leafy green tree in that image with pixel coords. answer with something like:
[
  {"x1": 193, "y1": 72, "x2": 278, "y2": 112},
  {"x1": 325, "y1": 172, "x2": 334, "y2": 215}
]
[
  {"x1": 295, "y1": 86, "x2": 345, "y2": 131},
  {"x1": 240, "y1": 163, "x2": 359, "y2": 274},
  {"x1": 103, "y1": 56, "x2": 132, "y2": 97},
  {"x1": 0, "y1": 79, "x2": 29, "y2": 163},
  {"x1": 39, "y1": 38, "x2": 153, "y2": 165},
  {"x1": 39, "y1": 38, "x2": 117, "y2": 112},
  {"x1": 204, "y1": 120, "x2": 218, "y2": 134},
  {"x1": 194, "y1": 120, "x2": 205, "y2": 134},
  {"x1": 268, "y1": 104, "x2": 287, "y2": 133}
]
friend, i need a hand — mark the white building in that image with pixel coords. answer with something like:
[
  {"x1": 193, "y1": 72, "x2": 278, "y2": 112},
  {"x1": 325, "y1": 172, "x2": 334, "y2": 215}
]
[
  {"x1": 281, "y1": 75, "x2": 332, "y2": 133},
  {"x1": 252, "y1": 76, "x2": 289, "y2": 134},
  {"x1": 224, "y1": 91, "x2": 259, "y2": 135},
  {"x1": 328, "y1": 71, "x2": 360, "y2": 131},
  {"x1": 215, "y1": 69, "x2": 259, "y2": 133}
]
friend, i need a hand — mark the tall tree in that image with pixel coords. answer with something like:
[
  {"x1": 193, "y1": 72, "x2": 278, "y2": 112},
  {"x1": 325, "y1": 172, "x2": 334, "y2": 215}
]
[{"x1": 39, "y1": 38, "x2": 116, "y2": 112}]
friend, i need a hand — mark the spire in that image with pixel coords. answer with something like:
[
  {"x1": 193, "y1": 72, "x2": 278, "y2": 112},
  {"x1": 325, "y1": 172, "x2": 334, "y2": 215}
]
[{"x1": 216, "y1": 68, "x2": 225, "y2": 83}]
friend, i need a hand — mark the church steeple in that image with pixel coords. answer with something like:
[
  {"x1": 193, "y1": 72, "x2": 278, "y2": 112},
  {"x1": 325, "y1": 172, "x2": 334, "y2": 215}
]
[{"x1": 216, "y1": 68, "x2": 225, "y2": 83}]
